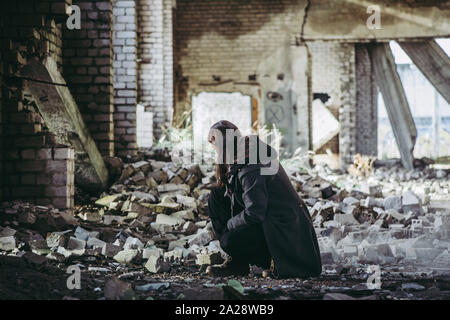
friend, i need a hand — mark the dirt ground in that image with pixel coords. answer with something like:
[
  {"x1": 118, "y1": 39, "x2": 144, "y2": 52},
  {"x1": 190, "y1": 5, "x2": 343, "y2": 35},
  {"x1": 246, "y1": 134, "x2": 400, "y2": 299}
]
[{"x1": 1, "y1": 254, "x2": 449, "y2": 300}]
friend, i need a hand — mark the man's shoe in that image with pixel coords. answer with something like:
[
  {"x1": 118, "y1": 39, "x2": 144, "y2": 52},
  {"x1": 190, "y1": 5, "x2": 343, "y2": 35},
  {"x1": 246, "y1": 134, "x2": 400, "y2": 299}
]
[{"x1": 205, "y1": 258, "x2": 250, "y2": 277}]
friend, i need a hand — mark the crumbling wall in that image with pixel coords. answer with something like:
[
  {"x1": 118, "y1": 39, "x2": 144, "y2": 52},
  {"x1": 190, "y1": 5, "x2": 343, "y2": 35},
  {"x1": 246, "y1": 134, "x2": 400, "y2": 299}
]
[
  {"x1": 173, "y1": 0, "x2": 314, "y2": 155},
  {"x1": 137, "y1": 0, "x2": 173, "y2": 140},
  {"x1": 355, "y1": 44, "x2": 378, "y2": 157},
  {"x1": 63, "y1": 0, "x2": 115, "y2": 157},
  {"x1": 0, "y1": 0, "x2": 75, "y2": 209},
  {"x1": 173, "y1": 0, "x2": 306, "y2": 117},
  {"x1": 113, "y1": 0, "x2": 138, "y2": 156},
  {"x1": 309, "y1": 41, "x2": 344, "y2": 154}
]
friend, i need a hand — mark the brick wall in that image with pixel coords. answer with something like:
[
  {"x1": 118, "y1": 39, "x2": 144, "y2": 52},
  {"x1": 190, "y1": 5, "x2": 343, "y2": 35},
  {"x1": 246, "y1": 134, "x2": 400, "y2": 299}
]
[
  {"x1": 338, "y1": 43, "x2": 357, "y2": 169},
  {"x1": 137, "y1": 0, "x2": 173, "y2": 139},
  {"x1": 355, "y1": 43, "x2": 378, "y2": 157},
  {"x1": 308, "y1": 42, "x2": 357, "y2": 167},
  {"x1": 63, "y1": 0, "x2": 115, "y2": 157},
  {"x1": 173, "y1": 0, "x2": 307, "y2": 127},
  {"x1": 309, "y1": 41, "x2": 344, "y2": 154},
  {"x1": 113, "y1": 0, "x2": 137, "y2": 156},
  {"x1": 0, "y1": 0, "x2": 75, "y2": 209}
]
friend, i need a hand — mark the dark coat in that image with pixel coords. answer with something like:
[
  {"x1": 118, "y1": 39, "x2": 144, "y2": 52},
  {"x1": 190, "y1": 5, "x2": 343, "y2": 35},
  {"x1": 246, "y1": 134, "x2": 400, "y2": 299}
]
[{"x1": 225, "y1": 160, "x2": 322, "y2": 278}]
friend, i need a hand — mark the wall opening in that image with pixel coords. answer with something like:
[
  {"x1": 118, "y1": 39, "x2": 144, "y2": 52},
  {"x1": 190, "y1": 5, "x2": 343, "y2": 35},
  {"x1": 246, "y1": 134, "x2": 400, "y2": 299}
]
[
  {"x1": 377, "y1": 41, "x2": 450, "y2": 161},
  {"x1": 191, "y1": 92, "x2": 253, "y2": 150}
]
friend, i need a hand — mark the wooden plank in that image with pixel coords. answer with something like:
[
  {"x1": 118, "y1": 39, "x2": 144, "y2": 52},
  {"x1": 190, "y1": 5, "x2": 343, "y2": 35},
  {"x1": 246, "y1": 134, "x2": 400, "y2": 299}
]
[
  {"x1": 367, "y1": 43, "x2": 417, "y2": 170},
  {"x1": 398, "y1": 40, "x2": 450, "y2": 105}
]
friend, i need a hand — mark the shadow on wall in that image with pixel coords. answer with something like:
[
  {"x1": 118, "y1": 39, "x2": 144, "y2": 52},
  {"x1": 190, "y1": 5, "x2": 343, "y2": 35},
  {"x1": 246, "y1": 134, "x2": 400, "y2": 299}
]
[{"x1": 174, "y1": 0, "x2": 300, "y2": 42}]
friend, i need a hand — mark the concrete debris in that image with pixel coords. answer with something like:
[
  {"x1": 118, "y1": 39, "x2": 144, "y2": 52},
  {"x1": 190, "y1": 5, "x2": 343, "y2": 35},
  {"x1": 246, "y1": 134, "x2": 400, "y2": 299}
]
[
  {"x1": 145, "y1": 255, "x2": 170, "y2": 273},
  {"x1": 196, "y1": 252, "x2": 224, "y2": 266},
  {"x1": 0, "y1": 154, "x2": 449, "y2": 300},
  {"x1": 67, "y1": 237, "x2": 86, "y2": 251},
  {"x1": 155, "y1": 214, "x2": 185, "y2": 226},
  {"x1": 0, "y1": 236, "x2": 16, "y2": 251},
  {"x1": 113, "y1": 249, "x2": 138, "y2": 264}
]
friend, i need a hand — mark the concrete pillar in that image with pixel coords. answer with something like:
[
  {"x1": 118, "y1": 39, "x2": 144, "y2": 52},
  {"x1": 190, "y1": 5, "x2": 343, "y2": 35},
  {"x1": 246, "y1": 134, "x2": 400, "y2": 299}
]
[
  {"x1": 113, "y1": 0, "x2": 138, "y2": 156},
  {"x1": 355, "y1": 44, "x2": 377, "y2": 157},
  {"x1": 398, "y1": 40, "x2": 450, "y2": 105},
  {"x1": 367, "y1": 43, "x2": 417, "y2": 170}
]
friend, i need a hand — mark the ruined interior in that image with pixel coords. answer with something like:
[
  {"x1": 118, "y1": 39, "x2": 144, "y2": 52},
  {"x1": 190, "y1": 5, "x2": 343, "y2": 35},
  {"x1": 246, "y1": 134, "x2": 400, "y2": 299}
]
[{"x1": 0, "y1": 0, "x2": 449, "y2": 303}]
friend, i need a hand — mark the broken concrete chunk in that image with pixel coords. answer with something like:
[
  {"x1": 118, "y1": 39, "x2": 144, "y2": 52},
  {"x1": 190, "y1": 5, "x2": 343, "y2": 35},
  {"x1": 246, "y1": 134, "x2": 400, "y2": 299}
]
[
  {"x1": 176, "y1": 195, "x2": 197, "y2": 210},
  {"x1": 145, "y1": 255, "x2": 170, "y2": 273},
  {"x1": 383, "y1": 195, "x2": 402, "y2": 211},
  {"x1": 195, "y1": 252, "x2": 224, "y2": 266},
  {"x1": 67, "y1": 236, "x2": 86, "y2": 250},
  {"x1": 113, "y1": 249, "x2": 138, "y2": 264},
  {"x1": 87, "y1": 237, "x2": 107, "y2": 250},
  {"x1": 0, "y1": 236, "x2": 16, "y2": 251},
  {"x1": 164, "y1": 247, "x2": 184, "y2": 262},
  {"x1": 171, "y1": 209, "x2": 195, "y2": 221},
  {"x1": 188, "y1": 230, "x2": 214, "y2": 247},
  {"x1": 131, "y1": 171, "x2": 146, "y2": 184},
  {"x1": 74, "y1": 226, "x2": 90, "y2": 241},
  {"x1": 402, "y1": 191, "x2": 422, "y2": 214},
  {"x1": 182, "y1": 221, "x2": 198, "y2": 235},
  {"x1": 151, "y1": 223, "x2": 173, "y2": 234},
  {"x1": 103, "y1": 215, "x2": 126, "y2": 226},
  {"x1": 82, "y1": 211, "x2": 103, "y2": 222},
  {"x1": 102, "y1": 243, "x2": 122, "y2": 258},
  {"x1": 142, "y1": 248, "x2": 162, "y2": 259},
  {"x1": 46, "y1": 232, "x2": 66, "y2": 248},
  {"x1": 155, "y1": 214, "x2": 185, "y2": 226},
  {"x1": 30, "y1": 239, "x2": 51, "y2": 255},
  {"x1": 123, "y1": 237, "x2": 144, "y2": 251},
  {"x1": 142, "y1": 202, "x2": 182, "y2": 214},
  {"x1": 131, "y1": 161, "x2": 152, "y2": 173},
  {"x1": 95, "y1": 194, "x2": 122, "y2": 208},
  {"x1": 157, "y1": 183, "x2": 190, "y2": 194},
  {"x1": 118, "y1": 165, "x2": 135, "y2": 184},
  {"x1": 131, "y1": 191, "x2": 157, "y2": 203},
  {"x1": 342, "y1": 197, "x2": 360, "y2": 206},
  {"x1": 334, "y1": 213, "x2": 359, "y2": 226}
]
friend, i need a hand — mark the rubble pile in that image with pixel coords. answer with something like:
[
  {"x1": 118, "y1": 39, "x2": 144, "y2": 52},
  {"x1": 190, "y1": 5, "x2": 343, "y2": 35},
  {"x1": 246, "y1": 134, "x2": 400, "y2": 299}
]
[
  {"x1": 0, "y1": 156, "x2": 232, "y2": 278},
  {"x1": 0, "y1": 153, "x2": 449, "y2": 299},
  {"x1": 289, "y1": 163, "x2": 450, "y2": 271}
]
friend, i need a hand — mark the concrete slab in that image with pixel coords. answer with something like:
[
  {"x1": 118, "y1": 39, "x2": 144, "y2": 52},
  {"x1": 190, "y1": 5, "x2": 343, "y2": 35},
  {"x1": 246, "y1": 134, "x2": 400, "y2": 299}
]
[{"x1": 19, "y1": 57, "x2": 109, "y2": 188}]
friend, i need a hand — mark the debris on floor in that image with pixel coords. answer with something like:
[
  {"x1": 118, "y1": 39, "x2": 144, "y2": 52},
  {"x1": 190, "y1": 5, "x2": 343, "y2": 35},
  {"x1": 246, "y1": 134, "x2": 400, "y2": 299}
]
[{"x1": 1, "y1": 150, "x2": 449, "y2": 300}]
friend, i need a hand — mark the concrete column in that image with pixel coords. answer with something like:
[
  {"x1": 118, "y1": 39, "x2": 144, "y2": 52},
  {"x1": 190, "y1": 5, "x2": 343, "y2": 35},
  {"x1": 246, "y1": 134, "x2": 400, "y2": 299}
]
[
  {"x1": 355, "y1": 44, "x2": 377, "y2": 157},
  {"x1": 367, "y1": 43, "x2": 417, "y2": 170},
  {"x1": 398, "y1": 40, "x2": 450, "y2": 105}
]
